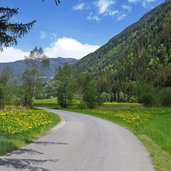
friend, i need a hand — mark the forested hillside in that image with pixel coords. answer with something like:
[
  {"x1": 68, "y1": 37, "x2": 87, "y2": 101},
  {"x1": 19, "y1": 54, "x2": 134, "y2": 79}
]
[{"x1": 77, "y1": 0, "x2": 171, "y2": 88}]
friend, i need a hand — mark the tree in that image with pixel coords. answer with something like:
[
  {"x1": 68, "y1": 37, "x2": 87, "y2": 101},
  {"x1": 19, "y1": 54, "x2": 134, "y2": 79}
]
[
  {"x1": 22, "y1": 69, "x2": 35, "y2": 107},
  {"x1": 0, "y1": 67, "x2": 14, "y2": 109},
  {"x1": 82, "y1": 74, "x2": 98, "y2": 109},
  {"x1": 0, "y1": 7, "x2": 35, "y2": 51},
  {"x1": 24, "y1": 47, "x2": 49, "y2": 100},
  {"x1": 55, "y1": 64, "x2": 74, "y2": 108},
  {"x1": 0, "y1": 72, "x2": 9, "y2": 109},
  {"x1": 0, "y1": 0, "x2": 60, "y2": 51},
  {"x1": 75, "y1": 73, "x2": 98, "y2": 109},
  {"x1": 43, "y1": 80, "x2": 57, "y2": 99},
  {"x1": 25, "y1": 47, "x2": 49, "y2": 70}
]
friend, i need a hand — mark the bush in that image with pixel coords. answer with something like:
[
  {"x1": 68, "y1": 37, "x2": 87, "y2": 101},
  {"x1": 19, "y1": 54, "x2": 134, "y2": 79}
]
[
  {"x1": 137, "y1": 84, "x2": 171, "y2": 107},
  {"x1": 99, "y1": 92, "x2": 111, "y2": 102},
  {"x1": 137, "y1": 84, "x2": 159, "y2": 106},
  {"x1": 129, "y1": 96, "x2": 137, "y2": 103},
  {"x1": 159, "y1": 88, "x2": 171, "y2": 107},
  {"x1": 78, "y1": 101, "x2": 87, "y2": 109}
]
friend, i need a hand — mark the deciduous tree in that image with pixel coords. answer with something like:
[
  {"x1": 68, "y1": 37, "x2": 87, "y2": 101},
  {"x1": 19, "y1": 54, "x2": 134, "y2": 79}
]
[{"x1": 55, "y1": 64, "x2": 74, "y2": 108}]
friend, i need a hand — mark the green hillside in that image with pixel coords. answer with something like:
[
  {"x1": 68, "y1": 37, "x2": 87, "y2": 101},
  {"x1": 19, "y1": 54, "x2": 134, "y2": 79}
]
[{"x1": 76, "y1": 0, "x2": 171, "y2": 87}]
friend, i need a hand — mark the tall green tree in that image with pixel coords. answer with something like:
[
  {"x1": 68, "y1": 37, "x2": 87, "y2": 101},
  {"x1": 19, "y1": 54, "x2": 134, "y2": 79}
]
[
  {"x1": 22, "y1": 69, "x2": 35, "y2": 107},
  {"x1": 82, "y1": 74, "x2": 98, "y2": 109},
  {"x1": 55, "y1": 64, "x2": 74, "y2": 108},
  {"x1": 75, "y1": 73, "x2": 98, "y2": 109}
]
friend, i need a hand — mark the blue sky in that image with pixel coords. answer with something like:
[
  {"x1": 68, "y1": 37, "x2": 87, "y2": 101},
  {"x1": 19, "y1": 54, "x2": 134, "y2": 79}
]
[{"x1": 0, "y1": 0, "x2": 165, "y2": 62}]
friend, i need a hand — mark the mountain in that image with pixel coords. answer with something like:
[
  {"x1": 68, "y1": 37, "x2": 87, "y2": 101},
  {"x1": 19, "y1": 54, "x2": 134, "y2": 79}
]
[
  {"x1": 76, "y1": 0, "x2": 171, "y2": 87},
  {"x1": 0, "y1": 57, "x2": 77, "y2": 80}
]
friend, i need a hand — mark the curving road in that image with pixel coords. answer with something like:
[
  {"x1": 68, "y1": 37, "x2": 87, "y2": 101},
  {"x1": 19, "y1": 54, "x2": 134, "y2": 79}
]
[{"x1": 0, "y1": 108, "x2": 154, "y2": 171}]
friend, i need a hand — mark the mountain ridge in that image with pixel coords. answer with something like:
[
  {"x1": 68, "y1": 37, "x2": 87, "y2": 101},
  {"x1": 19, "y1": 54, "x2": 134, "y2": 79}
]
[{"x1": 0, "y1": 57, "x2": 77, "y2": 80}]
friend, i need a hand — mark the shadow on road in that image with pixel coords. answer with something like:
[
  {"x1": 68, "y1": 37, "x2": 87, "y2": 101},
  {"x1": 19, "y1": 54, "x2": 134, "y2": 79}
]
[
  {"x1": 33, "y1": 141, "x2": 68, "y2": 146},
  {"x1": 7, "y1": 148, "x2": 44, "y2": 156},
  {"x1": 0, "y1": 141, "x2": 67, "y2": 170},
  {"x1": 0, "y1": 158, "x2": 58, "y2": 171}
]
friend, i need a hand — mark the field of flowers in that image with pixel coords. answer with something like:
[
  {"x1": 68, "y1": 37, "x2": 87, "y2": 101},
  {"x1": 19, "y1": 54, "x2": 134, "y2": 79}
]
[{"x1": 0, "y1": 109, "x2": 60, "y2": 155}]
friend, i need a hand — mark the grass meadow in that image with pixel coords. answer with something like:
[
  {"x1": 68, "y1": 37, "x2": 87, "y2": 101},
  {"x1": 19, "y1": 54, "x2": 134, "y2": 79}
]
[{"x1": 34, "y1": 99, "x2": 171, "y2": 171}]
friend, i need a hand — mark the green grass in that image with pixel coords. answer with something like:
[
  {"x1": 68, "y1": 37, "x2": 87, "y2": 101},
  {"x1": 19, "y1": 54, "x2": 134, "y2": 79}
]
[
  {"x1": 34, "y1": 98, "x2": 171, "y2": 171},
  {"x1": 34, "y1": 98, "x2": 79, "y2": 109},
  {"x1": 34, "y1": 98, "x2": 59, "y2": 108},
  {"x1": 0, "y1": 109, "x2": 60, "y2": 155},
  {"x1": 101, "y1": 102, "x2": 143, "y2": 108}
]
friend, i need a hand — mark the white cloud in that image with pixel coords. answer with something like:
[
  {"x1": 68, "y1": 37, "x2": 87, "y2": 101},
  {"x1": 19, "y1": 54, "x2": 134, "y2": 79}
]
[
  {"x1": 72, "y1": 3, "x2": 86, "y2": 11},
  {"x1": 72, "y1": 0, "x2": 157, "y2": 21},
  {"x1": 117, "y1": 13, "x2": 127, "y2": 20},
  {"x1": 72, "y1": 0, "x2": 133, "y2": 21},
  {"x1": 0, "y1": 37, "x2": 100, "y2": 63},
  {"x1": 40, "y1": 32, "x2": 58, "y2": 41},
  {"x1": 107, "y1": 9, "x2": 119, "y2": 16},
  {"x1": 87, "y1": 12, "x2": 101, "y2": 21},
  {"x1": 128, "y1": 0, "x2": 157, "y2": 8},
  {"x1": 121, "y1": 5, "x2": 132, "y2": 12},
  {"x1": 49, "y1": 33, "x2": 58, "y2": 41},
  {"x1": 0, "y1": 38, "x2": 100, "y2": 62},
  {"x1": 0, "y1": 47, "x2": 29, "y2": 63},
  {"x1": 95, "y1": 0, "x2": 117, "y2": 16},
  {"x1": 40, "y1": 31, "x2": 46, "y2": 39},
  {"x1": 44, "y1": 37, "x2": 100, "y2": 59}
]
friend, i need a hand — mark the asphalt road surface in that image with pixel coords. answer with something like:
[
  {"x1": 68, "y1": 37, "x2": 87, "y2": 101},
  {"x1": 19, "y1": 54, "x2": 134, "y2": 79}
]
[{"x1": 0, "y1": 108, "x2": 155, "y2": 171}]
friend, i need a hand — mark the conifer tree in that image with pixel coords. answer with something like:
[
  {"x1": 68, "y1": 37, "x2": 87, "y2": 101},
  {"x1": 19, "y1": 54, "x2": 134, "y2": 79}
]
[
  {"x1": 0, "y1": 7, "x2": 35, "y2": 51},
  {"x1": 0, "y1": 0, "x2": 60, "y2": 51}
]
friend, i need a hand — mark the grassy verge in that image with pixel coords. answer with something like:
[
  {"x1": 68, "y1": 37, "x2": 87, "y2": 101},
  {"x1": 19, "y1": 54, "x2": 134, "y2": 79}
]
[
  {"x1": 0, "y1": 109, "x2": 60, "y2": 155},
  {"x1": 34, "y1": 99, "x2": 171, "y2": 171}
]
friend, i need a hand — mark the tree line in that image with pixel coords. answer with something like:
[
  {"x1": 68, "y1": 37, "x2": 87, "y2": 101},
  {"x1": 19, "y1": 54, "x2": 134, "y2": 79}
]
[{"x1": 0, "y1": 47, "x2": 170, "y2": 109}]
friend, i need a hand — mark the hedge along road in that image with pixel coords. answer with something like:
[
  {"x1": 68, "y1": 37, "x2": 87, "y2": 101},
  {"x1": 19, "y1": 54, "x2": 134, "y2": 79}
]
[{"x1": 0, "y1": 108, "x2": 154, "y2": 171}]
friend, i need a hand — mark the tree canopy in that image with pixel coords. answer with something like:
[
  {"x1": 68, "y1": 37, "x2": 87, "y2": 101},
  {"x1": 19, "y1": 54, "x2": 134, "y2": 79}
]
[{"x1": 0, "y1": 7, "x2": 35, "y2": 51}]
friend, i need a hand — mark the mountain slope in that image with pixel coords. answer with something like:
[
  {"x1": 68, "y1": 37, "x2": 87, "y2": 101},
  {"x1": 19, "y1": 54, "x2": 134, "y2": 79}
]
[
  {"x1": 76, "y1": 0, "x2": 171, "y2": 86},
  {"x1": 0, "y1": 57, "x2": 77, "y2": 79}
]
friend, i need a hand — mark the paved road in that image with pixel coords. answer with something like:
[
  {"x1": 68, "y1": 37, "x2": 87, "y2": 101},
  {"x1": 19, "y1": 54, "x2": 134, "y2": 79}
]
[{"x1": 0, "y1": 108, "x2": 154, "y2": 171}]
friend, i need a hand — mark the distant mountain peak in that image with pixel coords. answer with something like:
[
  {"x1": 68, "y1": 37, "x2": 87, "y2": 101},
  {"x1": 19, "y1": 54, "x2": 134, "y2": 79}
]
[{"x1": 0, "y1": 57, "x2": 77, "y2": 81}]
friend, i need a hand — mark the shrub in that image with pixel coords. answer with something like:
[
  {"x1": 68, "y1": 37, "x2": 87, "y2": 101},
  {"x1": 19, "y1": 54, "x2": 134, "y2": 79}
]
[
  {"x1": 78, "y1": 101, "x2": 87, "y2": 109},
  {"x1": 137, "y1": 84, "x2": 159, "y2": 106},
  {"x1": 159, "y1": 88, "x2": 171, "y2": 107},
  {"x1": 137, "y1": 84, "x2": 171, "y2": 107}
]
